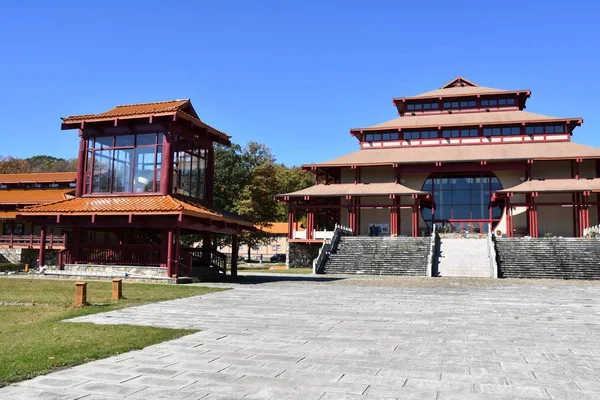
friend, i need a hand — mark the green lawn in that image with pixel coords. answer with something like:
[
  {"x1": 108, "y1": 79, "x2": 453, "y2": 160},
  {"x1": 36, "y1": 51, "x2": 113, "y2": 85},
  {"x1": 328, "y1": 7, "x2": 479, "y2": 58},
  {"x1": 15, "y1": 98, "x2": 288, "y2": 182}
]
[{"x1": 0, "y1": 278, "x2": 223, "y2": 386}]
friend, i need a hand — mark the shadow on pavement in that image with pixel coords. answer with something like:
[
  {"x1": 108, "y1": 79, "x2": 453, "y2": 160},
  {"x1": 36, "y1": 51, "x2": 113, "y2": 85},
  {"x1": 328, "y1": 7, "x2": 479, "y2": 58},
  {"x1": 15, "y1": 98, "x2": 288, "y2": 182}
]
[{"x1": 224, "y1": 274, "x2": 345, "y2": 285}]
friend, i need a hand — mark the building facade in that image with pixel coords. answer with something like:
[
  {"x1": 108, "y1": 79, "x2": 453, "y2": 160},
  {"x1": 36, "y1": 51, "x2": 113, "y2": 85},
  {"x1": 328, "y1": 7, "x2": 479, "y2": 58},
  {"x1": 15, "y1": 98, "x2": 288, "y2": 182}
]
[{"x1": 278, "y1": 77, "x2": 600, "y2": 244}]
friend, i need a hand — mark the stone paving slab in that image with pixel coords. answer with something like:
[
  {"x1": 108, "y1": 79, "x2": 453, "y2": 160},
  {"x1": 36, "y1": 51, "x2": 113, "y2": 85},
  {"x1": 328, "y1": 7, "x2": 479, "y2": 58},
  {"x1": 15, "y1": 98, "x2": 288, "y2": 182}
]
[{"x1": 2, "y1": 275, "x2": 600, "y2": 399}]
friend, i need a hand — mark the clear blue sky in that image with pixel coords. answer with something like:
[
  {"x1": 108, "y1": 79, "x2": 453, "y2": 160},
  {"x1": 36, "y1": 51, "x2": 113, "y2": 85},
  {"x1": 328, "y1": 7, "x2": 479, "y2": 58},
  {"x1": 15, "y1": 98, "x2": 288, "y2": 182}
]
[{"x1": 1, "y1": 0, "x2": 598, "y2": 167}]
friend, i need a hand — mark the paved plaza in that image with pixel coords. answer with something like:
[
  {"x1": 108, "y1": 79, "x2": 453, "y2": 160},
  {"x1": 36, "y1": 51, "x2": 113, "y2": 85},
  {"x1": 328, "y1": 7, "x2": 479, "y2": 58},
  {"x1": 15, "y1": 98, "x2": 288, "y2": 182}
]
[{"x1": 2, "y1": 274, "x2": 600, "y2": 399}]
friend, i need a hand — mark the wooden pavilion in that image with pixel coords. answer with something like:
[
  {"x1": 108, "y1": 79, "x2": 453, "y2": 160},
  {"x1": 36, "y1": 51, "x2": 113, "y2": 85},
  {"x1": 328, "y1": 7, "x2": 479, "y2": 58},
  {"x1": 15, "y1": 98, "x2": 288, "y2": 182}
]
[{"x1": 18, "y1": 100, "x2": 253, "y2": 277}]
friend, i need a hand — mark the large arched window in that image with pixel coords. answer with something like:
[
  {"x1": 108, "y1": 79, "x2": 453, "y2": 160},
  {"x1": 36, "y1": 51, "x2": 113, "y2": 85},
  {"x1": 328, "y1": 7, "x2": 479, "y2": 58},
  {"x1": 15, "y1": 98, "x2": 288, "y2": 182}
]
[{"x1": 420, "y1": 173, "x2": 504, "y2": 232}]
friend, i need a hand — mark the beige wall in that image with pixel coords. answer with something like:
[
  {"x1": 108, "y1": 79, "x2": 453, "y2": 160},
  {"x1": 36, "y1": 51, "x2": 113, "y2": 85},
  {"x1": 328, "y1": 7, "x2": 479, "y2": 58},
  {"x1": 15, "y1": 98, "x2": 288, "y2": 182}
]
[{"x1": 221, "y1": 234, "x2": 289, "y2": 259}]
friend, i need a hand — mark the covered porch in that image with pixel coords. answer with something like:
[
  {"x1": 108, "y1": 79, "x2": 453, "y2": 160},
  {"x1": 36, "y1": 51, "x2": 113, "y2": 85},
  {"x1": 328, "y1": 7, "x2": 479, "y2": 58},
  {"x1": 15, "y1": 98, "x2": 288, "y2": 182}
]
[
  {"x1": 496, "y1": 178, "x2": 600, "y2": 237},
  {"x1": 18, "y1": 195, "x2": 253, "y2": 277},
  {"x1": 277, "y1": 182, "x2": 432, "y2": 240}
]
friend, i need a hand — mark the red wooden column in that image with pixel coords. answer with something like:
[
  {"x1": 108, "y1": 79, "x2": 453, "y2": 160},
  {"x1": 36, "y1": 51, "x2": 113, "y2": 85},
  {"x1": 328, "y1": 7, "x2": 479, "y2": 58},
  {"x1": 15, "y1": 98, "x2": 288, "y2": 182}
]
[
  {"x1": 506, "y1": 196, "x2": 513, "y2": 237},
  {"x1": 38, "y1": 225, "x2": 46, "y2": 267},
  {"x1": 530, "y1": 194, "x2": 539, "y2": 237},
  {"x1": 306, "y1": 202, "x2": 315, "y2": 240},
  {"x1": 346, "y1": 196, "x2": 356, "y2": 235},
  {"x1": 287, "y1": 204, "x2": 295, "y2": 239},
  {"x1": 160, "y1": 132, "x2": 174, "y2": 195},
  {"x1": 174, "y1": 226, "x2": 181, "y2": 277},
  {"x1": 411, "y1": 196, "x2": 419, "y2": 237},
  {"x1": 579, "y1": 191, "x2": 590, "y2": 237},
  {"x1": 389, "y1": 196, "x2": 400, "y2": 236},
  {"x1": 166, "y1": 229, "x2": 174, "y2": 277},
  {"x1": 75, "y1": 137, "x2": 87, "y2": 197},
  {"x1": 355, "y1": 197, "x2": 361, "y2": 235},
  {"x1": 231, "y1": 234, "x2": 238, "y2": 277}
]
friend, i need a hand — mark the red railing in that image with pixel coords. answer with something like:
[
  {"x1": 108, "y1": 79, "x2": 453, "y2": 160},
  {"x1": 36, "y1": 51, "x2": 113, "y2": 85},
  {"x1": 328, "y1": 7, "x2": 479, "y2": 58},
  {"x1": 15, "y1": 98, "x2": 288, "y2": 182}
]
[
  {"x1": 0, "y1": 234, "x2": 67, "y2": 249},
  {"x1": 74, "y1": 244, "x2": 162, "y2": 266}
]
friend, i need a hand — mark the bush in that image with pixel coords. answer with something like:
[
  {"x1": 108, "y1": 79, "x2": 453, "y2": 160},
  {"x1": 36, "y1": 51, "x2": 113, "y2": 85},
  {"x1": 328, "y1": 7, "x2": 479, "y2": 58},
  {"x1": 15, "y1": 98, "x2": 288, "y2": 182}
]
[{"x1": 0, "y1": 263, "x2": 26, "y2": 272}]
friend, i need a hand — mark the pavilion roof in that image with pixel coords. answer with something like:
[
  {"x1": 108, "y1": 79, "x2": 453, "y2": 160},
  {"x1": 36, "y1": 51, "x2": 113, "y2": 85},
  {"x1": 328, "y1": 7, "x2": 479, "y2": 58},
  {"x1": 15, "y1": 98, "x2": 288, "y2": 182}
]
[
  {"x1": 259, "y1": 222, "x2": 297, "y2": 235},
  {"x1": 305, "y1": 141, "x2": 600, "y2": 168},
  {"x1": 277, "y1": 182, "x2": 426, "y2": 198},
  {"x1": 396, "y1": 77, "x2": 529, "y2": 101},
  {"x1": 0, "y1": 172, "x2": 76, "y2": 184},
  {"x1": 0, "y1": 211, "x2": 18, "y2": 220},
  {"x1": 497, "y1": 179, "x2": 600, "y2": 194},
  {"x1": 61, "y1": 99, "x2": 230, "y2": 142},
  {"x1": 18, "y1": 195, "x2": 254, "y2": 227},
  {"x1": 354, "y1": 110, "x2": 581, "y2": 133},
  {"x1": 0, "y1": 188, "x2": 74, "y2": 205}
]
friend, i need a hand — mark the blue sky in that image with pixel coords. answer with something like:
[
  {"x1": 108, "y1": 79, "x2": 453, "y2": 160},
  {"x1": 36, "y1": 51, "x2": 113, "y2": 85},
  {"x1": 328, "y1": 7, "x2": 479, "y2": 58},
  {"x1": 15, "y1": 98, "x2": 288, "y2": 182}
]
[{"x1": 1, "y1": 0, "x2": 598, "y2": 166}]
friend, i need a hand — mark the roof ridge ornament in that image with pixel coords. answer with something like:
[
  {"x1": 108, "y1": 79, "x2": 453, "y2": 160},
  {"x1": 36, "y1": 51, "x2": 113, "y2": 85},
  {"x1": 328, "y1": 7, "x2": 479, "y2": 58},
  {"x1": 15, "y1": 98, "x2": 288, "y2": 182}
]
[{"x1": 441, "y1": 76, "x2": 478, "y2": 89}]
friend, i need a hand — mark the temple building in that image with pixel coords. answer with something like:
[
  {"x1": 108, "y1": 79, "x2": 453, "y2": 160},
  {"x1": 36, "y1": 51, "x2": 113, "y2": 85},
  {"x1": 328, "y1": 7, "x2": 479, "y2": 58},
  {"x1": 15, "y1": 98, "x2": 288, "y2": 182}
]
[
  {"x1": 277, "y1": 77, "x2": 600, "y2": 266},
  {"x1": 17, "y1": 100, "x2": 252, "y2": 277}
]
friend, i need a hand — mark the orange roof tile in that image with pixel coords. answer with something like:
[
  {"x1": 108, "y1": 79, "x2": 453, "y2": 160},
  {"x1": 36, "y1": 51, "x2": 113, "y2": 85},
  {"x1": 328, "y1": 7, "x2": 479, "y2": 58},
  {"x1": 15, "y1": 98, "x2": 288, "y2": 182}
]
[
  {"x1": 0, "y1": 172, "x2": 76, "y2": 184},
  {"x1": 0, "y1": 211, "x2": 19, "y2": 220},
  {"x1": 61, "y1": 99, "x2": 230, "y2": 141},
  {"x1": 259, "y1": 222, "x2": 291, "y2": 235},
  {"x1": 0, "y1": 189, "x2": 74, "y2": 205},
  {"x1": 19, "y1": 195, "x2": 253, "y2": 227}
]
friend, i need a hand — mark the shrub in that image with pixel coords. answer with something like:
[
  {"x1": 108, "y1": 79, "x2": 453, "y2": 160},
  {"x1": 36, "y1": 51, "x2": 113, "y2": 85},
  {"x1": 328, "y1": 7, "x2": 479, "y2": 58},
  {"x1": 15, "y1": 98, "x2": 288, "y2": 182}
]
[{"x1": 0, "y1": 263, "x2": 26, "y2": 272}]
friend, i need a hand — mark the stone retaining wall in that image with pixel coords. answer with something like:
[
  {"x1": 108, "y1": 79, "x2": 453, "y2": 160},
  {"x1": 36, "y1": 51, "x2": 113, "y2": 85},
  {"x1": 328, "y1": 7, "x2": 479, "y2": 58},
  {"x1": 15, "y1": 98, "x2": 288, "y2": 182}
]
[
  {"x1": 64, "y1": 264, "x2": 169, "y2": 277},
  {"x1": 288, "y1": 242, "x2": 321, "y2": 269}
]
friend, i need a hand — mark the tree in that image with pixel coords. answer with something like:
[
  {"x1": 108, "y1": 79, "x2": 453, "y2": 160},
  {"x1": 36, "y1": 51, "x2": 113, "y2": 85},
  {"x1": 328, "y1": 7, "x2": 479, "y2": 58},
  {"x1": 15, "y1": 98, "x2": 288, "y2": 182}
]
[{"x1": 0, "y1": 157, "x2": 30, "y2": 174}]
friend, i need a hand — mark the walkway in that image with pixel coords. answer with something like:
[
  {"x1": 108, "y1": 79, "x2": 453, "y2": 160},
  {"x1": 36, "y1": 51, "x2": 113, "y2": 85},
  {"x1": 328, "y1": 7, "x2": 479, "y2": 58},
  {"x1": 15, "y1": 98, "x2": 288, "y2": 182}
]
[{"x1": 2, "y1": 274, "x2": 600, "y2": 399}]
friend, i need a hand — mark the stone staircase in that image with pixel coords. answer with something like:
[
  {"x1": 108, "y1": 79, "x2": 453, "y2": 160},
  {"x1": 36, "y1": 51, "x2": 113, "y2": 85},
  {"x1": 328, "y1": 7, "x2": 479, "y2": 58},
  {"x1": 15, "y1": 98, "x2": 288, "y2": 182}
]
[
  {"x1": 495, "y1": 238, "x2": 600, "y2": 279},
  {"x1": 436, "y1": 238, "x2": 491, "y2": 278},
  {"x1": 323, "y1": 236, "x2": 429, "y2": 276}
]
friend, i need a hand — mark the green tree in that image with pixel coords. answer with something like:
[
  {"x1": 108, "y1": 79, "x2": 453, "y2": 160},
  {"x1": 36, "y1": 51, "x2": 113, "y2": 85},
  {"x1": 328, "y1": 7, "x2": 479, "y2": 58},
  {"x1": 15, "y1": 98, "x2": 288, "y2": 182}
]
[{"x1": 0, "y1": 157, "x2": 30, "y2": 174}]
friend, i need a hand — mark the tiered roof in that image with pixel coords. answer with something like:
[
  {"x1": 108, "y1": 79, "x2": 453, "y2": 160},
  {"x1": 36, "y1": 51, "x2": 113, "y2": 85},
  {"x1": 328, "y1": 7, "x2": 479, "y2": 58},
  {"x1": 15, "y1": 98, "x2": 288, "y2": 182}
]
[{"x1": 0, "y1": 172, "x2": 76, "y2": 184}]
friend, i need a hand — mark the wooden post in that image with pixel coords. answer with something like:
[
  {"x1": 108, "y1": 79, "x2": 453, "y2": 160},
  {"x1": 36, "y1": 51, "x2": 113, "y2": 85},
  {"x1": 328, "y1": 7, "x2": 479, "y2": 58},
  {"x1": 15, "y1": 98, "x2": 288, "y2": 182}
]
[
  {"x1": 112, "y1": 279, "x2": 123, "y2": 301},
  {"x1": 75, "y1": 137, "x2": 87, "y2": 197},
  {"x1": 24, "y1": 264, "x2": 29, "y2": 272},
  {"x1": 38, "y1": 225, "x2": 46, "y2": 267},
  {"x1": 160, "y1": 132, "x2": 173, "y2": 195},
  {"x1": 231, "y1": 234, "x2": 238, "y2": 277},
  {"x1": 74, "y1": 282, "x2": 87, "y2": 308},
  {"x1": 167, "y1": 229, "x2": 173, "y2": 277}
]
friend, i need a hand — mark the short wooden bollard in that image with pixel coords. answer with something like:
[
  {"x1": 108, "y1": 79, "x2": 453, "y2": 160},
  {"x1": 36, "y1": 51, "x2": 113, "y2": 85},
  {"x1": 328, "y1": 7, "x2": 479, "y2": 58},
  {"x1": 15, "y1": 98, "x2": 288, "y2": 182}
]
[
  {"x1": 24, "y1": 264, "x2": 29, "y2": 272},
  {"x1": 112, "y1": 279, "x2": 123, "y2": 301},
  {"x1": 74, "y1": 282, "x2": 87, "y2": 308}
]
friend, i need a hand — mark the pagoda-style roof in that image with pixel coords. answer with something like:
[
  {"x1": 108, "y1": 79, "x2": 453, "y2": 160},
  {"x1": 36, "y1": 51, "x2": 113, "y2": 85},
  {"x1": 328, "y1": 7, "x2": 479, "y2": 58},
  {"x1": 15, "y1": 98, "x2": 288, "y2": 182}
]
[
  {"x1": 18, "y1": 194, "x2": 254, "y2": 227},
  {"x1": 396, "y1": 76, "x2": 529, "y2": 101},
  {"x1": 352, "y1": 110, "x2": 581, "y2": 134},
  {"x1": 304, "y1": 141, "x2": 600, "y2": 168},
  {"x1": 0, "y1": 188, "x2": 74, "y2": 205},
  {"x1": 497, "y1": 178, "x2": 600, "y2": 194},
  {"x1": 277, "y1": 182, "x2": 426, "y2": 199},
  {"x1": 0, "y1": 172, "x2": 76, "y2": 184},
  {"x1": 61, "y1": 99, "x2": 230, "y2": 144}
]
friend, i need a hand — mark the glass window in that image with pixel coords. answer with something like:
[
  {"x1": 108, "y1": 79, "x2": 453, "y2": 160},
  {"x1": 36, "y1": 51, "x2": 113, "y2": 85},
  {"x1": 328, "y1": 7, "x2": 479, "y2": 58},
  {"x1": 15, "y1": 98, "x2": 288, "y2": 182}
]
[
  {"x1": 382, "y1": 133, "x2": 391, "y2": 140},
  {"x1": 365, "y1": 134, "x2": 374, "y2": 141},
  {"x1": 414, "y1": 104, "x2": 422, "y2": 110},
  {"x1": 95, "y1": 136, "x2": 113, "y2": 149},
  {"x1": 554, "y1": 125, "x2": 564, "y2": 133},
  {"x1": 481, "y1": 100, "x2": 489, "y2": 106},
  {"x1": 535, "y1": 126, "x2": 544, "y2": 134},
  {"x1": 507, "y1": 98, "x2": 515, "y2": 105},
  {"x1": 525, "y1": 126, "x2": 535, "y2": 135},
  {"x1": 115, "y1": 135, "x2": 135, "y2": 147},
  {"x1": 407, "y1": 104, "x2": 415, "y2": 111},
  {"x1": 483, "y1": 128, "x2": 492, "y2": 136},
  {"x1": 492, "y1": 128, "x2": 501, "y2": 136},
  {"x1": 411, "y1": 132, "x2": 420, "y2": 139},
  {"x1": 372, "y1": 134, "x2": 381, "y2": 141},
  {"x1": 92, "y1": 149, "x2": 113, "y2": 193},
  {"x1": 546, "y1": 125, "x2": 555, "y2": 134},
  {"x1": 390, "y1": 132, "x2": 399, "y2": 140},
  {"x1": 489, "y1": 99, "x2": 497, "y2": 106},
  {"x1": 423, "y1": 103, "x2": 431, "y2": 110},
  {"x1": 113, "y1": 148, "x2": 133, "y2": 192},
  {"x1": 431, "y1": 103, "x2": 438, "y2": 109},
  {"x1": 403, "y1": 132, "x2": 411, "y2": 140},
  {"x1": 136, "y1": 133, "x2": 157, "y2": 146},
  {"x1": 499, "y1": 99, "x2": 507, "y2": 105}
]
